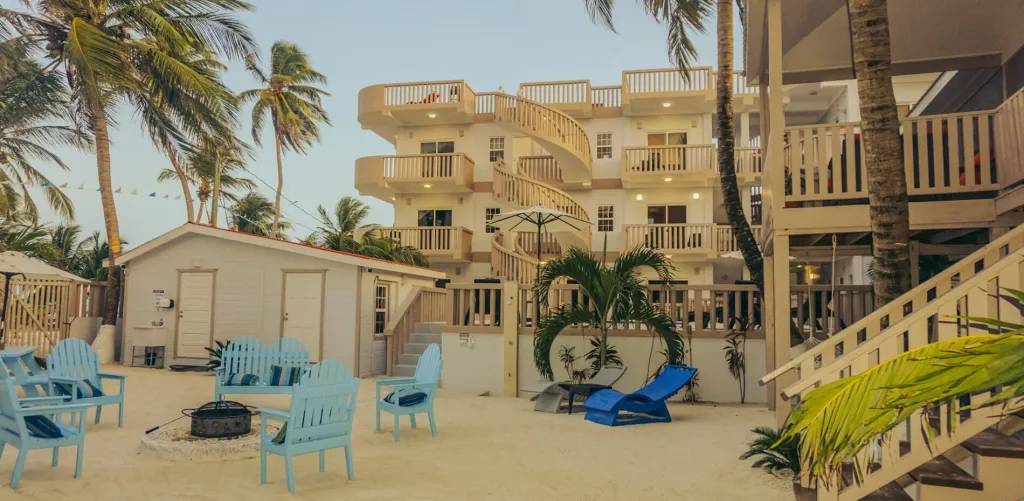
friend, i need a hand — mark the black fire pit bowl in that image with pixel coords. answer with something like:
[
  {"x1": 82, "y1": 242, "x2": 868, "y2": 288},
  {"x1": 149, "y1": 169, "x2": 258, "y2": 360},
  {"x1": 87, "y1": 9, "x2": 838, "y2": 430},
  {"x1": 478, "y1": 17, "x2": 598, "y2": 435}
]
[{"x1": 182, "y1": 401, "x2": 255, "y2": 439}]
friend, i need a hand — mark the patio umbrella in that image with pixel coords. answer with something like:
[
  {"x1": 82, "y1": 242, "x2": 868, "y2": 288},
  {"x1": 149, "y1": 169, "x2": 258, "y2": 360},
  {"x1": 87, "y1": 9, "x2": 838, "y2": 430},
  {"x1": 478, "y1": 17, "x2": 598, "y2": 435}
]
[{"x1": 487, "y1": 206, "x2": 591, "y2": 328}]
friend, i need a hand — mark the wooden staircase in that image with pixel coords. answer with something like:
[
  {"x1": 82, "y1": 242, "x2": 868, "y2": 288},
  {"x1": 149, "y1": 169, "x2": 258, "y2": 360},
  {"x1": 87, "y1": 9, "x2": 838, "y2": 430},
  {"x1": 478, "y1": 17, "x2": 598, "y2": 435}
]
[
  {"x1": 492, "y1": 161, "x2": 591, "y2": 250},
  {"x1": 761, "y1": 224, "x2": 1024, "y2": 500}
]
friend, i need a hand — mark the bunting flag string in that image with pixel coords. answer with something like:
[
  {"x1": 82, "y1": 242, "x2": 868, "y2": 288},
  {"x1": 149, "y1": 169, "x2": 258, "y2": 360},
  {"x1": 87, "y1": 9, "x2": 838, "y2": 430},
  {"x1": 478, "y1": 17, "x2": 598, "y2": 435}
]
[{"x1": 31, "y1": 179, "x2": 187, "y2": 201}]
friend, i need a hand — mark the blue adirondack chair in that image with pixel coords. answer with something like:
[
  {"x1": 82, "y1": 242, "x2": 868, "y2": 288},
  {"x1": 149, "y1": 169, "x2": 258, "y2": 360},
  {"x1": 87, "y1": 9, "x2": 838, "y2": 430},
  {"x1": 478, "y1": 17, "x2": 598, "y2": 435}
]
[
  {"x1": 583, "y1": 364, "x2": 698, "y2": 426},
  {"x1": 214, "y1": 336, "x2": 310, "y2": 400},
  {"x1": 46, "y1": 339, "x2": 127, "y2": 427},
  {"x1": 258, "y1": 359, "x2": 358, "y2": 493},
  {"x1": 375, "y1": 343, "x2": 441, "y2": 442},
  {"x1": 0, "y1": 359, "x2": 89, "y2": 489}
]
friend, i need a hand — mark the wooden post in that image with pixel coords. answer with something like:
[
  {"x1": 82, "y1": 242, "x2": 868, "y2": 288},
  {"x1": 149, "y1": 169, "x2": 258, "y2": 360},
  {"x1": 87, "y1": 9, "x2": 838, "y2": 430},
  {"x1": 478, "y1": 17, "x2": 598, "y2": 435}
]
[
  {"x1": 909, "y1": 240, "x2": 920, "y2": 286},
  {"x1": 502, "y1": 280, "x2": 519, "y2": 397},
  {"x1": 771, "y1": 233, "x2": 793, "y2": 426}
]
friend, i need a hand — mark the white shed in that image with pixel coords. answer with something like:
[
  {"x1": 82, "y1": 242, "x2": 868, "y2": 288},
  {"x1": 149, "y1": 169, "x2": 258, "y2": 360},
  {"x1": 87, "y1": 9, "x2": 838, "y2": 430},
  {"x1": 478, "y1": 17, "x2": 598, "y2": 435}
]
[{"x1": 117, "y1": 223, "x2": 445, "y2": 376}]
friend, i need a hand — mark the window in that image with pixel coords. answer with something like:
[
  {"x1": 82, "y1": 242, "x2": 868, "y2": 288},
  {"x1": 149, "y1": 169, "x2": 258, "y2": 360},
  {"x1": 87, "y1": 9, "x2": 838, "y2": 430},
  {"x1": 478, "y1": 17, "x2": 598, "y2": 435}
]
[
  {"x1": 420, "y1": 140, "x2": 455, "y2": 176},
  {"x1": 488, "y1": 136, "x2": 505, "y2": 163},
  {"x1": 417, "y1": 209, "x2": 453, "y2": 227},
  {"x1": 485, "y1": 207, "x2": 500, "y2": 233},
  {"x1": 646, "y1": 131, "x2": 687, "y2": 146},
  {"x1": 597, "y1": 205, "x2": 614, "y2": 232},
  {"x1": 373, "y1": 283, "x2": 390, "y2": 335},
  {"x1": 646, "y1": 205, "x2": 686, "y2": 224},
  {"x1": 750, "y1": 185, "x2": 762, "y2": 225},
  {"x1": 596, "y1": 132, "x2": 613, "y2": 159}
]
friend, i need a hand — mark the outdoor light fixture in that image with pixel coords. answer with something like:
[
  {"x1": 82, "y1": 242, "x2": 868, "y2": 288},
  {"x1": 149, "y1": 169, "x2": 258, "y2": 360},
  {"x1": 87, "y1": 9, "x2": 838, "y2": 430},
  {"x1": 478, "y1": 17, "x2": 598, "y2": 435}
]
[
  {"x1": 692, "y1": 192, "x2": 700, "y2": 200},
  {"x1": 423, "y1": 183, "x2": 432, "y2": 188},
  {"x1": 635, "y1": 193, "x2": 644, "y2": 201},
  {"x1": 664, "y1": 254, "x2": 673, "y2": 259},
  {"x1": 662, "y1": 102, "x2": 672, "y2": 108},
  {"x1": 427, "y1": 112, "x2": 437, "y2": 119},
  {"x1": 664, "y1": 177, "x2": 673, "y2": 182}
]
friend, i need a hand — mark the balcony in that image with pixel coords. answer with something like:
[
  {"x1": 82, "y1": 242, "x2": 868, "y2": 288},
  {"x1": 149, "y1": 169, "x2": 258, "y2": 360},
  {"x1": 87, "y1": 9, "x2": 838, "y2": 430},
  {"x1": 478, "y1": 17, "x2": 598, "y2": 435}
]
[
  {"x1": 376, "y1": 226, "x2": 473, "y2": 264},
  {"x1": 621, "y1": 68, "x2": 757, "y2": 115},
  {"x1": 624, "y1": 223, "x2": 762, "y2": 258},
  {"x1": 354, "y1": 153, "x2": 475, "y2": 201},
  {"x1": 622, "y1": 145, "x2": 717, "y2": 187},
  {"x1": 357, "y1": 81, "x2": 476, "y2": 143}
]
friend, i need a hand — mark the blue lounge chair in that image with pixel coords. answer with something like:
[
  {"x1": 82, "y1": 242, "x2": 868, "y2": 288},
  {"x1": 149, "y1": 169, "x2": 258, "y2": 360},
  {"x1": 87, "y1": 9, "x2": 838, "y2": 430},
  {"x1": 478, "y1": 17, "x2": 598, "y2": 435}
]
[
  {"x1": 375, "y1": 343, "x2": 441, "y2": 442},
  {"x1": 258, "y1": 359, "x2": 358, "y2": 493},
  {"x1": 583, "y1": 365, "x2": 697, "y2": 426},
  {"x1": 46, "y1": 339, "x2": 127, "y2": 427},
  {"x1": 0, "y1": 359, "x2": 89, "y2": 489}
]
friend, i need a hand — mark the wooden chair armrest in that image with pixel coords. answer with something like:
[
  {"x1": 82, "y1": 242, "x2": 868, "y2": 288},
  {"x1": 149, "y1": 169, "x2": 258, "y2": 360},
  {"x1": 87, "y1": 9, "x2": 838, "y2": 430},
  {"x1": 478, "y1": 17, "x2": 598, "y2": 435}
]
[
  {"x1": 18, "y1": 403, "x2": 90, "y2": 417},
  {"x1": 375, "y1": 377, "x2": 415, "y2": 388},
  {"x1": 19, "y1": 396, "x2": 71, "y2": 406},
  {"x1": 97, "y1": 372, "x2": 126, "y2": 380},
  {"x1": 257, "y1": 408, "x2": 289, "y2": 421}
]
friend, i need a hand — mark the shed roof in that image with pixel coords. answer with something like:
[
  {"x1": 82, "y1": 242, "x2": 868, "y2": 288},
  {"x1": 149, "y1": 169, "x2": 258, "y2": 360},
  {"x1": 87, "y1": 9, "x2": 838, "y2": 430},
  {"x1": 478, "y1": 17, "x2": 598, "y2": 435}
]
[
  {"x1": 0, "y1": 251, "x2": 91, "y2": 283},
  {"x1": 115, "y1": 223, "x2": 447, "y2": 280}
]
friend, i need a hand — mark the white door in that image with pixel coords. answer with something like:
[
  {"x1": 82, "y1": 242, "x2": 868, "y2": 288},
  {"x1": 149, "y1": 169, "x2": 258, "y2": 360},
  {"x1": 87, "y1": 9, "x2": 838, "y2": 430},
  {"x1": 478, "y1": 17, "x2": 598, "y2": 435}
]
[
  {"x1": 282, "y1": 272, "x2": 324, "y2": 361},
  {"x1": 176, "y1": 271, "x2": 215, "y2": 359}
]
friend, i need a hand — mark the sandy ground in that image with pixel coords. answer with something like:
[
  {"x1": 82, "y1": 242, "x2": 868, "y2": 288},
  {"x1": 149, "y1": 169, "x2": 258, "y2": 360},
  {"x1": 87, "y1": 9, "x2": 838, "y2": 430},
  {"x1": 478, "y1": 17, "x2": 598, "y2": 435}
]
[{"x1": 3, "y1": 366, "x2": 792, "y2": 500}]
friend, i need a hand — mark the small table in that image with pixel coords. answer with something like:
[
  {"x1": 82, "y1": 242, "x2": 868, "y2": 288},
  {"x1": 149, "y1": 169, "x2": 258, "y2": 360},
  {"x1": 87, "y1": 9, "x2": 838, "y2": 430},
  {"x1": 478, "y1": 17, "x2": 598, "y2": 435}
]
[
  {"x1": 0, "y1": 347, "x2": 49, "y2": 396},
  {"x1": 557, "y1": 383, "x2": 610, "y2": 415}
]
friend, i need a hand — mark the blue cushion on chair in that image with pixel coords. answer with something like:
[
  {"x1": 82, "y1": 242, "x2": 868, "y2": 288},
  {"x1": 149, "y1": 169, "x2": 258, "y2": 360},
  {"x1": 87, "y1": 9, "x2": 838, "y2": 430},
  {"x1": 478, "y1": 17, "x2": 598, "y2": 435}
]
[
  {"x1": 24, "y1": 415, "x2": 63, "y2": 438},
  {"x1": 54, "y1": 380, "x2": 104, "y2": 399},
  {"x1": 226, "y1": 373, "x2": 260, "y2": 386},
  {"x1": 384, "y1": 391, "x2": 427, "y2": 407},
  {"x1": 269, "y1": 365, "x2": 304, "y2": 386}
]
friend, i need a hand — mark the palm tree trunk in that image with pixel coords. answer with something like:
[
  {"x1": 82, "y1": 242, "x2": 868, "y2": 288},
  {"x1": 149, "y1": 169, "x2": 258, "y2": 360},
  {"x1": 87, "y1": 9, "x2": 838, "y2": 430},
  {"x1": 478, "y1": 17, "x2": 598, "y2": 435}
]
[
  {"x1": 848, "y1": 0, "x2": 911, "y2": 306},
  {"x1": 197, "y1": 197, "x2": 208, "y2": 224},
  {"x1": 91, "y1": 100, "x2": 122, "y2": 326},
  {"x1": 271, "y1": 132, "x2": 284, "y2": 237},
  {"x1": 209, "y1": 152, "x2": 222, "y2": 227},
  {"x1": 166, "y1": 146, "x2": 195, "y2": 223},
  {"x1": 717, "y1": 0, "x2": 764, "y2": 292}
]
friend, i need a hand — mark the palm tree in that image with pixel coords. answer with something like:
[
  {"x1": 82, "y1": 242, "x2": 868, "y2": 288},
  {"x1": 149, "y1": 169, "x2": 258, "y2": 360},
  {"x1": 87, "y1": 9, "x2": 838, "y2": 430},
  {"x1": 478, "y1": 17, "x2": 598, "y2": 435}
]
[
  {"x1": 73, "y1": 231, "x2": 114, "y2": 281},
  {"x1": 0, "y1": 211, "x2": 51, "y2": 258},
  {"x1": 158, "y1": 141, "x2": 255, "y2": 224},
  {"x1": 847, "y1": 0, "x2": 911, "y2": 305},
  {"x1": 357, "y1": 230, "x2": 429, "y2": 267},
  {"x1": 533, "y1": 247, "x2": 685, "y2": 378},
  {"x1": 140, "y1": 48, "x2": 238, "y2": 224},
  {"x1": 240, "y1": 41, "x2": 330, "y2": 236},
  {"x1": 1, "y1": 0, "x2": 257, "y2": 327},
  {"x1": 47, "y1": 223, "x2": 85, "y2": 271},
  {"x1": 584, "y1": 0, "x2": 764, "y2": 290},
  {"x1": 313, "y1": 196, "x2": 369, "y2": 252},
  {"x1": 229, "y1": 191, "x2": 290, "y2": 237},
  {"x1": 0, "y1": 41, "x2": 88, "y2": 220}
]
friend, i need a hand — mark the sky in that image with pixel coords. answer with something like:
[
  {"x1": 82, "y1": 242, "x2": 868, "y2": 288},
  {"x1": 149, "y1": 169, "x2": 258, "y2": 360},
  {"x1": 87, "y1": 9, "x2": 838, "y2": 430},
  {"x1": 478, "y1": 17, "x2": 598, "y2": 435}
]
[{"x1": 18, "y1": 0, "x2": 731, "y2": 246}]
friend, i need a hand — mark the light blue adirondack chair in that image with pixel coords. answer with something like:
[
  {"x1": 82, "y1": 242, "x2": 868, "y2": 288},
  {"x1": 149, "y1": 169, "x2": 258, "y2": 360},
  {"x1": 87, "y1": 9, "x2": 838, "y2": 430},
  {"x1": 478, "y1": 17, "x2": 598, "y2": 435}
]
[
  {"x1": 258, "y1": 359, "x2": 358, "y2": 493},
  {"x1": 214, "y1": 336, "x2": 310, "y2": 400},
  {"x1": 375, "y1": 343, "x2": 441, "y2": 442},
  {"x1": 0, "y1": 359, "x2": 89, "y2": 489},
  {"x1": 46, "y1": 339, "x2": 127, "y2": 427}
]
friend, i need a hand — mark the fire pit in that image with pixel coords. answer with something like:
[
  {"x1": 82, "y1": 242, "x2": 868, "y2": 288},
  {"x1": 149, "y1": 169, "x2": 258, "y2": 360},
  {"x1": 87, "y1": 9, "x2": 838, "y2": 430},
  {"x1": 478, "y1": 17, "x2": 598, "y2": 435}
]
[{"x1": 182, "y1": 401, "x2": 255, "y2": 439}]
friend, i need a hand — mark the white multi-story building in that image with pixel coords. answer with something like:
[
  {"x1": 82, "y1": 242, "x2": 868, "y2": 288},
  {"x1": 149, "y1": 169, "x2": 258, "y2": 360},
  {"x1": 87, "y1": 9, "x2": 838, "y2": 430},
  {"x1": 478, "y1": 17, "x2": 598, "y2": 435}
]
[{"x1": 355, "y1": 69, "x2": 933, "y2": 287}]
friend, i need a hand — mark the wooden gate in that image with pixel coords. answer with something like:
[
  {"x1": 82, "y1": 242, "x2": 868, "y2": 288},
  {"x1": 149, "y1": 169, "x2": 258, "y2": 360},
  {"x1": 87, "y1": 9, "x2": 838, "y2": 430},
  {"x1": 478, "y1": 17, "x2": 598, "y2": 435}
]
[{"x1": 0, "y1": 278, "x2": 106, "y2": 356}]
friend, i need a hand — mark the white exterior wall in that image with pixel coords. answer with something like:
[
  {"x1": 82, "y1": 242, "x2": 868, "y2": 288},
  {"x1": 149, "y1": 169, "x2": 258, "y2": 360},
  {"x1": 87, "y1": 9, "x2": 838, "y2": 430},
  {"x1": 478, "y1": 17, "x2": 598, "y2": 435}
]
[{"x1": 121, "y1": 233, "x2": 435, "y2": 372}]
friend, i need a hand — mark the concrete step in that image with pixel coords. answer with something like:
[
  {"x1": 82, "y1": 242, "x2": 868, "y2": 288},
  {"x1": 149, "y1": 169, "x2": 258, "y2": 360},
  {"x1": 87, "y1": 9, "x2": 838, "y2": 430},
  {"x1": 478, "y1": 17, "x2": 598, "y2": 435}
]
[
  {"x1": 909, "y1": 455, "x2": 983, "y2": 491},
  {"x1": 392, "y1": 364, "x2": 416, "y2": 377},
  {"x1": 398, "y1": 353, "x2": 421, "y2": 366},
  {"x1": 414, "y1": 322, "x2": 444, "y2": 334},
  {"x1": 409, "y1": 333, "x2": 441, "y2": 345},
  {"x1": 964, "y1": 428, "x2": 1024, "y2": 458},
  {"x1": 860, "y1": 482, "x2": 912, "y2": 500}
]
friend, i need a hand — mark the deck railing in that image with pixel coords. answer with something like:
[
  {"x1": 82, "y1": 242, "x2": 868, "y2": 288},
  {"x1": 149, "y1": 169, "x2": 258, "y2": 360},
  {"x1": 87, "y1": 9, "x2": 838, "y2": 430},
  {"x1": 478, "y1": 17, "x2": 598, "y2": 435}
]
[
  {"x1": 625, "y1": 223, "x2": 761, "y2": 254},
  {"x1": 994, "y1": 87, "x2": 1024, "y2": 189},
  {"x1": 383, "y1": 80, "x2": 470, "y2": 106},
  {"x1": 517, "y1": 155, "x2": 562, "y2": 183},
  {"x1": 591, "y1": 85, "x2": 622, "y2": 108},
  {"x1": 382, "y1": 153, "x2": 474, "y2": 185},
  {"x1": 623, "y1": 145, "x2": 717, "y2": 174},
  {"x1": 491, "y1": 233, "x2": 539, "y2": 285},
  {"x1": 735, "y1": 147, "x2": 763, "y2": 174},
  {"x1": 622, "y1": 67, "x2": 713, "y2": 95},
  {"x1": 515, "y1": 232, "x2": 562, "y2": 257},
  {"x1": 382, "y1": 286, "x2": 448, "y2": 374},
  {"x1": 783, "y1": 109, "x2": 1000, "y2": 203},
  {"x1": 475, "y1": 92, "x2": 496, "y2": 114},
  {"x1": 492, "y1": 163, "x2": 589, "y2": 223},
  {"x1": 518, "y1": 80, "x2": 590, "y2": 106},
  {"x1": 378, "y1": 226, "x2": 473, "y2": 261},
  {"x1": 714, "y1": 224, "x2": 763, "y2": 254}
]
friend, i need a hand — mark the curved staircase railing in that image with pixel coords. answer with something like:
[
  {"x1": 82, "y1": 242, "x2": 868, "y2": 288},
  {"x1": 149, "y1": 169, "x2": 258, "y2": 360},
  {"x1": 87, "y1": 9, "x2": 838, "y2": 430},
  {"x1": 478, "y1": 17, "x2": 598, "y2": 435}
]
[
  {"x1": 492, "y1": 162, "x2": 591, "y2": 249},
  {"x1": 492, "y1": 93, "x2": 592, "y2": 182},
  {"x1": 491, "y1": 233, "x2": 539, "y2": 285}
]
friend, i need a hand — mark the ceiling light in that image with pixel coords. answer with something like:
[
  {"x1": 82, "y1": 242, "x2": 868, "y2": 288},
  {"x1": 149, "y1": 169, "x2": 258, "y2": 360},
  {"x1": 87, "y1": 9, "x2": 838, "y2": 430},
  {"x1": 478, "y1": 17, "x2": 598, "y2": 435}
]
[
  {"x1": 390, "y1": 196, "x2": 396, "y2": 201},
  {"x1": 427, "y1": 112, "x2": 437, "y2": 119},
  {"x1": 423, "y1": 183, "x2": 432, "y2": 188},
  {"x1": 692, "y1": 192, "x2": 700, "y2": 200},
  {"x1": 664, "y1": 254, "x2": 673, "y2": 259},
  {"x1": 662, "y1": 102, "x2": 672, "y2": 108},
  {"x1": 635, "y1": 193, "x2": 644, "y2": 201},
  {"x1": 663, "y1": 177, "x2": 673, "y2": 182}
]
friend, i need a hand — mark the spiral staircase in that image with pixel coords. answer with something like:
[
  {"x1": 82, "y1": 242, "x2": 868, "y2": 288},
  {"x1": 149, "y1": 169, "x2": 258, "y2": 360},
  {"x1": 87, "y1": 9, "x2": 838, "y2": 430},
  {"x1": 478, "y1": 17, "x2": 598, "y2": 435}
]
[{"x1": 484, "y1": 93, "x2": 594, "y2": 284}]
